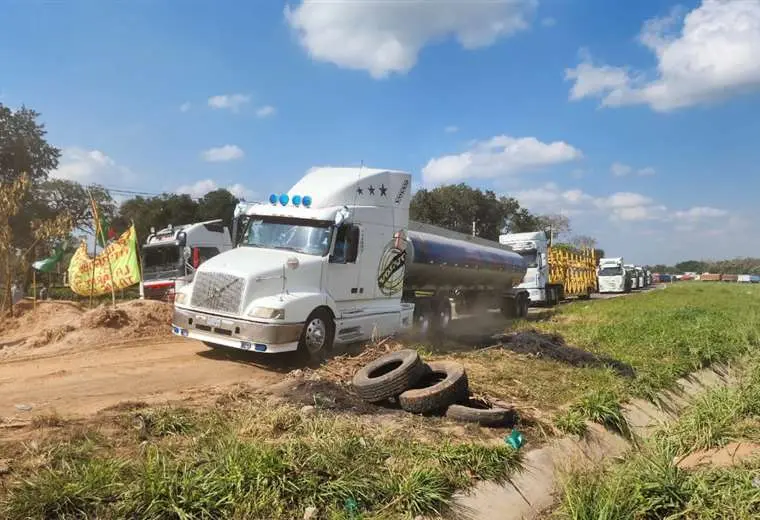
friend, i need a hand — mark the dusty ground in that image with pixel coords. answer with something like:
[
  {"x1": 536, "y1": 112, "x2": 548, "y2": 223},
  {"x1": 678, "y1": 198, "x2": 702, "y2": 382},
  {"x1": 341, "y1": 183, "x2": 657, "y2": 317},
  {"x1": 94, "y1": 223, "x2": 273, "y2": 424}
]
[{"x1": 0, "y1": 300, "x2": 291, "y2": 422}]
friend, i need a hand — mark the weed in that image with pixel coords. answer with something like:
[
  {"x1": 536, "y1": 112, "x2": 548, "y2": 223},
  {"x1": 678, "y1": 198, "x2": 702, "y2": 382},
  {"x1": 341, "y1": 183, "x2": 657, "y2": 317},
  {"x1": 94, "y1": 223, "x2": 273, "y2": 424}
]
[
  {"x1": 31, "y1": 411, "x2": 66, "y2": 428},
  {"x1": 138, "y1": 407, "x2": 196, "y2": 437},
  {"x1": 554, "y1": 409, "x2": 588, "y2": 436},
  {"x1": 571, "y1": 390, "x2": 630, "y2": 438}
]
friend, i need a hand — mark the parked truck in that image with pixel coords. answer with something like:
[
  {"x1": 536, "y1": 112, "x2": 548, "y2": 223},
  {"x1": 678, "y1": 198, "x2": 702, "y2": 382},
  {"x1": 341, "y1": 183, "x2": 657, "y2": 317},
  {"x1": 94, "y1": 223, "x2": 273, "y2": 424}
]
[
  {"x1": 498, "y1": 231, "x2": 597, "y2": 305},
  {"x1": 598, "y1": 257, "x2": 630, "y2": 293},
  {"x1": 141, "y1": 220, "x2": 233, "y2": 301},
  {"x1": 171, "y1": 167, "x2": 529, "y2": 359}
]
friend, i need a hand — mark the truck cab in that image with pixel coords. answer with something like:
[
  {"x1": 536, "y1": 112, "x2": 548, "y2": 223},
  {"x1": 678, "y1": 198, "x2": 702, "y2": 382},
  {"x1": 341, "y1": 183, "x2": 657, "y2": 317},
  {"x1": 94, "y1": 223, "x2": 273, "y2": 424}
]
[
  {"x1": 172, "y1": 168, "x2": 415, "y2": 359},
  {"x1": 141, "y1": 220, "x2": 232, "y2": 301},
  {"x1": 598, "y1": 257, "x2": 628, "y2": 293},
  {"x1": 498, "y1": 231, "x2": 550, "y2": 304}
]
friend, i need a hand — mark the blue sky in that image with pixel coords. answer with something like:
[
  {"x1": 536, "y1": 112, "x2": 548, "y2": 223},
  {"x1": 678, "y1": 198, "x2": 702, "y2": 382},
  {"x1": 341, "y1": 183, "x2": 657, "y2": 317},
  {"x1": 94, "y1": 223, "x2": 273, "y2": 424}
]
[{"x1": 2, "y1": 0, "x2": 759, "y2": 265}]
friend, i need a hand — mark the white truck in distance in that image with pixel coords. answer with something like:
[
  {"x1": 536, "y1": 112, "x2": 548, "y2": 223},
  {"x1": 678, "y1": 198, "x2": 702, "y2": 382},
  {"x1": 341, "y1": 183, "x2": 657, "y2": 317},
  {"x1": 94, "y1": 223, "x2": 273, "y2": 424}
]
[
  {"x1": 171, "y1": 167, "x2": 529, "y2": 359},
  {"x1": 598, "y1": 257, "x2": 629, "y2": 293},
  {"x1": 141, "y1": 220, "x2": 233, "y2": 301}
]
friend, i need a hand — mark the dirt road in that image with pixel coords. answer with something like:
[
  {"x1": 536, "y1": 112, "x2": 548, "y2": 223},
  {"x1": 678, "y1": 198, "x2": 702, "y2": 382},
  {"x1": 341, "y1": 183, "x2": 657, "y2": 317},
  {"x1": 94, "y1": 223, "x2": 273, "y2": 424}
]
[{"x1": 0, "y1": 301, "x2": 289, "y2": 421}]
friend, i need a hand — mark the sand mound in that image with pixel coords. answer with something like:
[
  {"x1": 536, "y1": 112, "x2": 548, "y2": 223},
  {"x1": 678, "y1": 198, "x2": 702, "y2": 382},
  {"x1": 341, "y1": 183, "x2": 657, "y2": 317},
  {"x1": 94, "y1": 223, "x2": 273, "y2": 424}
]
[{"x1": 0, "y1": 299, "x2": 173, "y2": 360}]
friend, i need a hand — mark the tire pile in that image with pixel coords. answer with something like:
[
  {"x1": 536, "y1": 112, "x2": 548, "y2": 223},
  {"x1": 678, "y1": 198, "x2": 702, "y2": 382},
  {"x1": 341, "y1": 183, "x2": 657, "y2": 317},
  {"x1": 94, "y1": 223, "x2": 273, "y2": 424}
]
[{"x1": 351, "y1": 349, "x2": 515, "y2": 428}]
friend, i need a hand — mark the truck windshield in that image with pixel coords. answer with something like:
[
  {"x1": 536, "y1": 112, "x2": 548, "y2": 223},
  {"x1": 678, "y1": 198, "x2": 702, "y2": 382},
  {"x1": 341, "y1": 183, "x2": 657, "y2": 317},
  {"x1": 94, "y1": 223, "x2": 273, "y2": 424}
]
[
  {"x1": 518, "y1": 251, "x2": 538, "y2": 268},
  {"x1": 599, "y1": 267, "x2": 623, "y2": 276},
  {"x1": 142, "y1": 245, "x2": 181, "y2": 273},
  {"x1": 241, "y1": 216, "x2": 333, "y2": 256}
]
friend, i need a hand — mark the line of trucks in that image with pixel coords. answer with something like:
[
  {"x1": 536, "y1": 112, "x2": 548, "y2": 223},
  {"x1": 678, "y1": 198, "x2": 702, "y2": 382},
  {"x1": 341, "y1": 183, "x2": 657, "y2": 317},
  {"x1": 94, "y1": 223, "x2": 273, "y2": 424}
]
[{"x1": 138, "y1": 167, "x2": 646, "y2": 359}]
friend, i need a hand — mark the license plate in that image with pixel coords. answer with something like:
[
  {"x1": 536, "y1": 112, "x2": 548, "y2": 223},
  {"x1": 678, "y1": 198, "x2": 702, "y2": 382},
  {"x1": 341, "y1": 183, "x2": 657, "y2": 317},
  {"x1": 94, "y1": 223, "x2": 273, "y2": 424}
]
[{"x1": 206, "y1": 316, "x2": 221, "y2": 328}]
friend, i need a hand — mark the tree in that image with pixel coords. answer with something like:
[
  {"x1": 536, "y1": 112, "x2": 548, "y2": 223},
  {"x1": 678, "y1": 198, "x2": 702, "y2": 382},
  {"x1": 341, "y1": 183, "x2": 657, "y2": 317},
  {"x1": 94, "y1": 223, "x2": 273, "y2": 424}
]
[
  {"x1": 536, "y1": 213, "x2": 571, "y2": 242},
  {"x1": 410, "y1": 184, "x2": 539, "y2": 241},
  {"x1": 0, "y1": 174, "x2": 29, "y2": 312},
  {"x1": 197, "y1": 189, "x2": 239, "y2": 232},
  {"x1": 37, "y1": 180, "x2": 115, "y2": 233},
  {"x1": 570, "y1": 235, "x2": 597, "y2": 249},
  {"x1": 1, "y1": 104, "x2": 61, "y2": 252},
  {"x1": 0, "y1": 104, "x2": 60, "y2": 184},
  {"x1": 675, "y1": 260, "x2": 707, "y2": 273}
]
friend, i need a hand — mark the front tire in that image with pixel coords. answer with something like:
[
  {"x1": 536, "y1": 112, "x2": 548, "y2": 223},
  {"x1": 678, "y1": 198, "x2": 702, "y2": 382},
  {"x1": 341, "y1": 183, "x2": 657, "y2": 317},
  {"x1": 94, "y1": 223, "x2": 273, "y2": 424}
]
[{"x1": 299, "y1": 309, "x2": 335, "y2": 362}]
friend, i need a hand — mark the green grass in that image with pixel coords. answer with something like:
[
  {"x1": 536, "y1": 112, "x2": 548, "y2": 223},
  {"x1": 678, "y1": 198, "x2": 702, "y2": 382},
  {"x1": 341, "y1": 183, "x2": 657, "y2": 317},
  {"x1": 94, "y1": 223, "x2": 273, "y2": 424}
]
[
  {"x1": 0, "y1": 399, "x2": 523, "y2": 519},
  {"x1": 443, "y1": 284, "x2": 760, "y2": 431},
  {"x1": 554, "y1": 363, "x2": 760, "y2": 520}
]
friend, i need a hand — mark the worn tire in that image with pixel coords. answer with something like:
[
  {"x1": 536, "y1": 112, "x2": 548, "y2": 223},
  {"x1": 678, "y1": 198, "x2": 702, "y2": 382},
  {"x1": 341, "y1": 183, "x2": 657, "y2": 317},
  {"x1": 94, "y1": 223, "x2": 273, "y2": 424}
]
[
  {"x1": 352, "y1": 349, "x2": 428, "y2": 403},
  {"x1": 399, "y1": 361, "x2": 469, "y2": 414},
  {"x1": 446, "y1": 400, "x2": 517, "y2": 428}
]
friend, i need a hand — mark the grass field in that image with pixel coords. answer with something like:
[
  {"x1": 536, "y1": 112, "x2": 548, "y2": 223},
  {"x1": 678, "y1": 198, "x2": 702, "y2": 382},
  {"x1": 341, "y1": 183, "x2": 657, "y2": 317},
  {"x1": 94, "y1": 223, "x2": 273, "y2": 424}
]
[
  {"x1": 441, "y1": 283, "x2": 760, "y2": 432},
  {"x1": 554, "y1": 361, "x2": 760, "y2": 519},
  {"x1": 2, "y1": 283, "x2": 760, "y2": 518}
]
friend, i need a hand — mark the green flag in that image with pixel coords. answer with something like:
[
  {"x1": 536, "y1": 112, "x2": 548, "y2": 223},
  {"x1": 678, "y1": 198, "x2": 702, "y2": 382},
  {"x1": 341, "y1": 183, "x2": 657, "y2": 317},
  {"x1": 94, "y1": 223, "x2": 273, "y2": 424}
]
[{"x1": 32, "y1": 245, "x2": 64, "y2": 273}]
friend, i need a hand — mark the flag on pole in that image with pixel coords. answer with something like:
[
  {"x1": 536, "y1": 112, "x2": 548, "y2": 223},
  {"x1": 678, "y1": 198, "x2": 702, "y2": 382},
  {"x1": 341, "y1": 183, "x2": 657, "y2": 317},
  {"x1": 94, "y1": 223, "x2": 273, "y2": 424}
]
[{"x1": 32, "y1": 244, "x2": 65, "y2": 273}]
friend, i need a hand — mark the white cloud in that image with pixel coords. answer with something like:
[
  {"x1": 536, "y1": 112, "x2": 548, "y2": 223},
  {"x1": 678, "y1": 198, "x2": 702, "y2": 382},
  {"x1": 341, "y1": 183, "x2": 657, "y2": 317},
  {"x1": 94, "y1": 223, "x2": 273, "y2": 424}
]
[
  {"x1": 541, "y1": 17, "x2": 557, "y2": 27},
  {"x1": 176, "y1": 179, "x2": 257, "y2": 200},
  {"x1": 208, "y1": 94, "x2": 250, "y2": 112},
  {"x1": 513, "y1": 183, "x2": 593, "y2": 214},
  {"x1": 444, "y1": 125, "x2": 459, "y2": 134},
  {"x1": 595, "y1": 192, "x2": 654, "y2": 209},
  {"x1": 201, "y1": 145, "x2": 244, "y2": 162},
  {"x1": 610, "y1": 162, "x2": 657, "y2": 177},
  {"x1": 51, "y1": 148, "x2": 134, "y2": 184},
  {"x1": 674, "y1": 206, "x2": 728, "y2": 220},
  {"x1": 179, "y1": 102, "x2": 191, "y2": 113},
  {"x1": 610, "y1": 162, "x2": 633, "y2": 177},
  {"x1": 565, "y1": 0, "x2": 760, "y2": 111},
  {"x1": 285, "y1": 0, "x2": 536, "y2": 78},
  {"x1": 255, "y1": 105, "x2": 276, "y2": 118},
  {"x1": 422, "y1": 135, "x2": 582, "y2": 184},
  {"x1": 611, "y1": 204, "x2": 668, "y2": 221}
]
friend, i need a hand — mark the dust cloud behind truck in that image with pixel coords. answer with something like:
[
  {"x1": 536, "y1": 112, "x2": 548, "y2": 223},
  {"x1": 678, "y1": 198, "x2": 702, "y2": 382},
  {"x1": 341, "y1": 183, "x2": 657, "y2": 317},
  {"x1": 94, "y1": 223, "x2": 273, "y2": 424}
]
[{"x1": 171, "y1": 167, "x2": 528, "y2": 359}]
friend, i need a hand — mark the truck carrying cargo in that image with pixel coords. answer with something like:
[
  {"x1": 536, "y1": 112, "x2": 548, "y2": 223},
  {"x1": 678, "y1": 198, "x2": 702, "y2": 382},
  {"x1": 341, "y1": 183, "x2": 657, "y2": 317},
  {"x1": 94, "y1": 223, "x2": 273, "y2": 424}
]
[
  {"x1": 498, "y1": 232, "x2": 597, "y2": 306},
  {"x1": 701, "y1": 273, "x2": 721, "y2": 282},
  {"x1": 721, "y1": 274, "x2": 738, "y2": 282},
  {"x1": 171, "y1": 167, "x2": 529, "y2": 359},
  {"x1": 141, "y1": 220, "x2": 233, "y2": 301}
]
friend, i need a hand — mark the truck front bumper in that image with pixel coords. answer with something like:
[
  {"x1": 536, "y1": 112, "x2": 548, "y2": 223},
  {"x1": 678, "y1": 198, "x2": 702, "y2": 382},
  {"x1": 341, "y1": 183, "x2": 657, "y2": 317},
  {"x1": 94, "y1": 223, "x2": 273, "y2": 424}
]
[
  {"x1": 172, "y1": 306, "x2": 303, "y2": 353},
  {"x1": 526, "y1": 288, "x2": 546, "y2": 304}
]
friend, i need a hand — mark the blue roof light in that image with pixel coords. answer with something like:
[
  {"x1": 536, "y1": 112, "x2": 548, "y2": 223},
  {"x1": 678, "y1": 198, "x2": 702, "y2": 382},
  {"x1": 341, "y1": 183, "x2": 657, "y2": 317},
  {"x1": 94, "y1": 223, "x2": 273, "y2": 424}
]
[
  {"x1": 279, "y1": 193, "x2": 289, "y2": 206},
  {"x1": 292, "y1": 195, "x2": 302, "y2": 206},
  {"x1": 269, "y1": 193, "x2": 277, "y2": 205},
  {"x1": 302, "y1": 195, "x2": 312, "y2": 208}
]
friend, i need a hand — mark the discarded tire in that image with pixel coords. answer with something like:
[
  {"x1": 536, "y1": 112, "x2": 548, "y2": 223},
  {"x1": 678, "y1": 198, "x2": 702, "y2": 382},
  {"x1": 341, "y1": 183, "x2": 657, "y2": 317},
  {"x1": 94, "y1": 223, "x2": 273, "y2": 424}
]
[
  {"x1": 352, "y1": 349, "x2": 429, "y2": 403},
  {"x1": 398, "y1": 361, "x2": 468, "y2": 414},
  {"x1": 446, "y1": 399, "x2": 517, "y2": 428}
]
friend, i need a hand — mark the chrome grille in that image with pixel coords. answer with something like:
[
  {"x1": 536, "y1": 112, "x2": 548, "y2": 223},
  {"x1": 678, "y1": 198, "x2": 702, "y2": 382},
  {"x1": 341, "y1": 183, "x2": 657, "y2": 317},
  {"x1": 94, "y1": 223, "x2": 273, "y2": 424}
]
[{"x1": 190, "y1": 272, "x2": 245, "y2": 314}]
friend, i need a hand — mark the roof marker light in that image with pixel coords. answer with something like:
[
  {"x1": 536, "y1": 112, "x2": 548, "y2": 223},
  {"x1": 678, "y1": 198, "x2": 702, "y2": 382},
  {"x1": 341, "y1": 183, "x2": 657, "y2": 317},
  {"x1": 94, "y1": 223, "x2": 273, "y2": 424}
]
[
  {"x1": 279, "y1": 194, "x2": 289, "y2": 206},
  {"x1": 292, "y1": 195, "x2": 302, "y2": 206},
  {"x1": 302, "y1": 195, "x2": 312, "y2": 208},
  {"x1": 269, "y1": 194, "x2": 277, "y2": 205}
]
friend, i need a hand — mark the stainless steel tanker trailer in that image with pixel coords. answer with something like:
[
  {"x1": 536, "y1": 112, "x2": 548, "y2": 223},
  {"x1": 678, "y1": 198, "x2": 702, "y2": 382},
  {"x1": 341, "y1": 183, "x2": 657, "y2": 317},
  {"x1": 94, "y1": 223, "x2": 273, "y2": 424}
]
[{"x1": 402, "y1": 221, "x2": 529, "y2": 332}]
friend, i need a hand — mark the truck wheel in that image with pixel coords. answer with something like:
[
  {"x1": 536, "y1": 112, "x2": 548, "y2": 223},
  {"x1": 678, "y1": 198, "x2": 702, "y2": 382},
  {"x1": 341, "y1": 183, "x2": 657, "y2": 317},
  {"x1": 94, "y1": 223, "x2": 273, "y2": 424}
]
[
  {"x1": 352, "y1": 350, "x2": 429, "y2": 402},
  {"x1": 500, "y1": 297, "x2": 517, "y2": 318},
  {"x1": 445, "y1": 398, "x2": 517, "y2": 428},
  {"x1": 399, "y1": 361, "x2": 469, "y2": 414},
  {"x1": 431, "y1": 299, "x2": 452, "y2": 331},
  {"x1": 298, "y1": 309, "x2": 335, "y2": 362},
  {"x1": 547, "y1": 287, "x2": 557, "y2": 306},
  {"x1": 518, "y1": 295, "x2": 529, "y2": 318}
]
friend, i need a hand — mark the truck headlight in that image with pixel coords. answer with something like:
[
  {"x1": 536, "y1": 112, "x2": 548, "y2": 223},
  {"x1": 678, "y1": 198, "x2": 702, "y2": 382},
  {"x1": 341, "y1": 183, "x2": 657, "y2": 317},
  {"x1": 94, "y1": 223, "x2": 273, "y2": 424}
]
[
  {"x1": 249, "y1": 307, "x2": 285, "y2": 320},
  {"x1": 174, "y1": 292, "x2": 188, "y2": 305}
]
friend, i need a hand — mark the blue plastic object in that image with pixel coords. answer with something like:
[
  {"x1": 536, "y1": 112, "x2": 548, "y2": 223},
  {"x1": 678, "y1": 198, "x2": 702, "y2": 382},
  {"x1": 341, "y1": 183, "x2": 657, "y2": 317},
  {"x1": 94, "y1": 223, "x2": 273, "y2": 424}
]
[
  {"x1": 268, "y1": 193, "x2": 277, "y2": 205},
  {"x1": 292, "y1": 195, "x2": 302, "y2": 206},
  {"x1": 302, "y1": 195, "x2": 312, "y2": 207},
  {"x1": 279, "y1": 193, "x2": 289, "y2": 206}
]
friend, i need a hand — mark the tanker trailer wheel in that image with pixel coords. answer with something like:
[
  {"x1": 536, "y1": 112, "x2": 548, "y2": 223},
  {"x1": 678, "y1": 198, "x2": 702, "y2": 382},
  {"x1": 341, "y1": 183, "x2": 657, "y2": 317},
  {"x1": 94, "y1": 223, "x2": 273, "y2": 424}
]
[
  {"x1": 298, "y1": 308, "x2": 335, "y2": 363},
  {"x1": 518, "y1": 295, "x2": 529, "y2": 318},
  {"x1": 431, "y1": 299, "x2": 452, "y2": 332}
]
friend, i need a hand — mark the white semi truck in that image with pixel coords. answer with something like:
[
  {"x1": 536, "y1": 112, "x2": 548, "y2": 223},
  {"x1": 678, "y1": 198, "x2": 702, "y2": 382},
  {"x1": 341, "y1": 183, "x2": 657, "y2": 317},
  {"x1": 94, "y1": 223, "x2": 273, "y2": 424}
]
[
  {"x1": 141, "y1": 220, "x2": 233, "y2": 301},
  {"x1": 598, "y1": 257, "x2": 630, "y2": 293},
  {"x1": 499, "y1": 231, "x2": 597, "y2": 305},
  {"x1": 172, "y1": 167, "x2": 529, "y2": 359}
]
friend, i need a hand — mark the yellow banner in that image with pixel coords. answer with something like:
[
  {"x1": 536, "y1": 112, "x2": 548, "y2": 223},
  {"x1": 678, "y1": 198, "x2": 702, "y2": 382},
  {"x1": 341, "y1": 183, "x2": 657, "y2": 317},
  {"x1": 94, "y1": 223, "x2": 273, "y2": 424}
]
[{"x1": 68, "y1": 225, "x2": 141, "y2": 296}]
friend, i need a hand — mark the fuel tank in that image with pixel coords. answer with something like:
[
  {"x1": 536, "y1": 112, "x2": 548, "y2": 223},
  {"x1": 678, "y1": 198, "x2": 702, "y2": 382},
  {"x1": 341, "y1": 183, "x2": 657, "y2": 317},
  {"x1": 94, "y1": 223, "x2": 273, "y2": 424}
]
[{"x1": 403, "y1": 222, "x2": 527, "y2": 292}]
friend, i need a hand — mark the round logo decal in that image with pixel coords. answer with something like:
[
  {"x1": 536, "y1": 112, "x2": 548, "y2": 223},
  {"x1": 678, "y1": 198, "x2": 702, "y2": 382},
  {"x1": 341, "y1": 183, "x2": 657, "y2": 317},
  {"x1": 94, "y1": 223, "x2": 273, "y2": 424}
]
[{"x1": 377, "y1": 230, "x2": 407, "y2": 296}]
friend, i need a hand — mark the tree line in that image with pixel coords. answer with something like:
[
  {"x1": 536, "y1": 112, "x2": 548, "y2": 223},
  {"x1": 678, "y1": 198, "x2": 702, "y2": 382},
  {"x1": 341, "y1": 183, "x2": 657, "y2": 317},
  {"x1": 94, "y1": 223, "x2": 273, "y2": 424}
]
[
  {"x1": 649, "y1": 259, "x2": 760, "y2": 275},
  {"x1": 2, "y1": 102, "x2": 605, "y2": 306}
]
